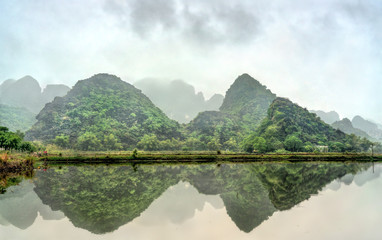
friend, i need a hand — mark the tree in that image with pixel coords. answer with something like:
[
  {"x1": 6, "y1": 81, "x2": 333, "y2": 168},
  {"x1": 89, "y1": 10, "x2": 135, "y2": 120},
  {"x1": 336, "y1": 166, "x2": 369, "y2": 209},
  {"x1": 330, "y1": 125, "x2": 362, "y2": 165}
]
[
  {"x1": 77, "y1": 132, "x2": 101, "y2": 151},
  {"x1": 137, "y1": 134, "x2": 160, "y2": 151},
  {"x1": 185, "y1": 137, "x2": 204, "y2": 151},
  {"x1": 284, "y1": 135, "x2": 303, "y2": 152},
  {"x1": 3, "y1": 133, "x2": 22, "y2": 150},
  {"x1": 0, "y1": 126, "x2": 9, "y2": 132},
  {"x1": 19, "y1": 142, "x2": 36, "y2": 152},
  {"x1": 54, "y1": 134, "x2": 70, "y2": 149},
  {"x1": 103, "y1": 134, "x2": 122, "y2": 150},
  {"x1": 207, "y1": 137, "x2": 222, "y2": 151},
  {"x1": 223, "y1": 137, "x2": 239, "y2": 152},
  {"x1": 253, "y1": 137, "x2": 267, "y2": 153}
]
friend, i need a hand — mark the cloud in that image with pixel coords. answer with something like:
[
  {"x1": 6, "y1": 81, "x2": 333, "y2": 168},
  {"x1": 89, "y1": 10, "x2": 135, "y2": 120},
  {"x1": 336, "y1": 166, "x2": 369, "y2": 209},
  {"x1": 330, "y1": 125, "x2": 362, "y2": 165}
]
[
  {"x1": 103, "y1": 0, "x2": 262, "y2": 44},
  {"x1": 0, "y1": 0, "x2": 381, "y2": 121}
]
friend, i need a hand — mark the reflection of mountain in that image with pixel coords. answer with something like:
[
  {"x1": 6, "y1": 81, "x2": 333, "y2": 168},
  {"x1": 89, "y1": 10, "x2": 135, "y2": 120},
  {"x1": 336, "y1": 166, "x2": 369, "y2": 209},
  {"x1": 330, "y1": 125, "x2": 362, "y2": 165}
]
[
  {"x1": 138, "y1": 181, "x2": 224, "y2": 225},
  {"x1": 185, "y1": 164, "x2": 276, "y2": 232},
  {"x1": 31, "y1": 162, "x2": 369, "y2": 234},
  {"x1": 33, "y1": 165, "x2": 182, "y2": 234},
  {"x1": 0, "y1": 181, "x2": 64, "y2": 230}
]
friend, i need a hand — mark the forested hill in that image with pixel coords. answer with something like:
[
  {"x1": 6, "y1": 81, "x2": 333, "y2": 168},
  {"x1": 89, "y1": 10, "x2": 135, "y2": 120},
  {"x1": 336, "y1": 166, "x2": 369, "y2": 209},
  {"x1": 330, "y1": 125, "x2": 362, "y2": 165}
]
[
  {"x1": 220, "y1": 73, "x2": 276, "y2": 131},
  {"x1": 186, "y1": 74, "x2": 277, "y2": 151},
  {"x1": 25, "y1": 74, "x2": 183, "y2": 150},
  {"x1": 242, "y1": 97, "x2": 373, "y2": 153}
]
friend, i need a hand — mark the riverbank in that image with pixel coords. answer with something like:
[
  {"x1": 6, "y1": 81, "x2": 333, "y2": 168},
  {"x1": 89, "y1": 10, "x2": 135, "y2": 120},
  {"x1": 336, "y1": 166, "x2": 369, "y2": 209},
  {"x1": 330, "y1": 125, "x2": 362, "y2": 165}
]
[
  {"x1": 0, "y1": 153, "x2": 34, "y2": 174},
  {"x1": 33, "y1": 151, "x2": 382, "y2": 164}
]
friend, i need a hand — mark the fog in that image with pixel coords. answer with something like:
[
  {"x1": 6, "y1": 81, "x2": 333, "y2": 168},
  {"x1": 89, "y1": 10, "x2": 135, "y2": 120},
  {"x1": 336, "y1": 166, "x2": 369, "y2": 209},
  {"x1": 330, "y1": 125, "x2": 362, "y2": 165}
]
[{"x1": 0, "y1": 0, "x2": 381, "y2": 121}]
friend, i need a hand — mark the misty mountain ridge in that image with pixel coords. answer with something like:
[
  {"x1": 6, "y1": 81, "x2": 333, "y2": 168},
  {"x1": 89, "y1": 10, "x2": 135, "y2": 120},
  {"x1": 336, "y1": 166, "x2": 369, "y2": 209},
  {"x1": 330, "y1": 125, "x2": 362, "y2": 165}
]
[
  {"x1": 352, "y1": 115, "x2": 382, "y2": 141},
  {"x1": 310, "y1": 110, "x2": 382, "y2": 142},
  {"x1": 134, "y1": 78, "x2": 224, "y2": 123},
  {"x1": 309, "y1": 110, "x2": 340, "y2": 125},
  {"x1": 0, "y1": 76, "x2": 70, "y2": 113},
  {"x1": 331, "y1": 118, "x2": 372, "y2": 140}
]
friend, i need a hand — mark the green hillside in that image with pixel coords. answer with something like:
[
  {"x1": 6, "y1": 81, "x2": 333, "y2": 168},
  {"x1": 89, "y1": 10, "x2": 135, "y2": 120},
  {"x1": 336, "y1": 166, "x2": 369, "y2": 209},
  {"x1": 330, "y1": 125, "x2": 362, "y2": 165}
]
[
  {"x1": 0, "y1": 104, "x2": 36, "y2": 132},
  {"x1": 25, "y1": 74, "x2": 183, "y2": 150},
  {"x1": 220, "y1": 73, "x2": 276, "y2": 132},
  {"x1": 186, "y1": 74, "x2": 276, "y2": 150},
  {"x1": 243, "y1": 97, "x2": 373, "y2": 153}
]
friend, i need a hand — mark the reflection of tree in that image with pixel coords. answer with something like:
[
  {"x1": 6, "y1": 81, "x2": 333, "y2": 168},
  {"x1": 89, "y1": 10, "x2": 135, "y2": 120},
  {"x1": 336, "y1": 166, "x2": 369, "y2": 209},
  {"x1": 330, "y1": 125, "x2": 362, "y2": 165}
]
[
  {"x1": 0, "y1": 170, "x2": 33, "y2": 194},
  {"x1": 30, "y1": 162, "x2": 368, "y2": 234}
]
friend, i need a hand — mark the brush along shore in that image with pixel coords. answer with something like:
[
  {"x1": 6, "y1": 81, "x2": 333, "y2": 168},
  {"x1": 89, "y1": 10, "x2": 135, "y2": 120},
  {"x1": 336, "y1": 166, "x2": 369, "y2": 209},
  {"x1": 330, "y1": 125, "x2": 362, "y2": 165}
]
[{"x1": 30, "y1": 151, "x2": 382, "y2": 164}]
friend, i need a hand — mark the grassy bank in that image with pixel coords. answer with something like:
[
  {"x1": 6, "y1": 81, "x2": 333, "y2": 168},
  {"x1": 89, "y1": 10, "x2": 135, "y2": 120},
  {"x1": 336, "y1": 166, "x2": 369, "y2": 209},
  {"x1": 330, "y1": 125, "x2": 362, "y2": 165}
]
[
  {"x1": 0, "y1": 152, "x2": 35, "y2": 173},
  {"x1": 31, "y1": 150, "x2": 382, "y2": 164}
]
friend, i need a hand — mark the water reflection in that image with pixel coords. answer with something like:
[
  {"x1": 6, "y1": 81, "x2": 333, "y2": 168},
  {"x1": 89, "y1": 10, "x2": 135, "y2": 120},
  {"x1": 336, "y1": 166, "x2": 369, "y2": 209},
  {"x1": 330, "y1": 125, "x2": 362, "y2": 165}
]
[
  {"x1": 0, "y1": 180, "x2": 64, "y2": 229},
  {"x1": 0, "y1": 162, "x2": 380, "y2": 237}
]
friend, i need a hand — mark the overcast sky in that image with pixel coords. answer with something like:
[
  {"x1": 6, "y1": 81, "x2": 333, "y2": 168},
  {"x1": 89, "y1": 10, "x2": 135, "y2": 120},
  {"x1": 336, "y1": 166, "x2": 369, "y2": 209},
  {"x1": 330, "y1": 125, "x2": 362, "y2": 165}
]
[{"x1": 0, "y1": 0, "x2": 381, "y2": 122}]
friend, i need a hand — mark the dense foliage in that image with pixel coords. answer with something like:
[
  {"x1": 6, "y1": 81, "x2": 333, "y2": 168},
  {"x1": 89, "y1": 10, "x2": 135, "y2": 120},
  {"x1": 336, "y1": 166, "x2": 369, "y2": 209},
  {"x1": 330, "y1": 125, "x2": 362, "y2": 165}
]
[
  {"x1": 0, "y1": 126, "x2": 35, "y2": 152},
  {"x1": 186, "y1": 111, "x2": 241, "y2": 151},
  {"x1": 25, "y1": 74, "x2": 183, "y2": 150},
  {"x1": 243, "y1": 98, "x2": 374, "y2": 153},
  {"x1": 185, "y1": 74, "x2": 276, "y2": 151},
  {"x1": 220, "y1": 73, "x2": 276, "y2": 132}
]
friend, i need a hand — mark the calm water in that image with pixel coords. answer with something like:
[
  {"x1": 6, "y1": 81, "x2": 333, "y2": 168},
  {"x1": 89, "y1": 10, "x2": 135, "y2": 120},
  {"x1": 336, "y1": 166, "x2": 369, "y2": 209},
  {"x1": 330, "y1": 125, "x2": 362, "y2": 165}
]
[{"x1": 0, "y1": 162, "x2": 381, "y2": 240}]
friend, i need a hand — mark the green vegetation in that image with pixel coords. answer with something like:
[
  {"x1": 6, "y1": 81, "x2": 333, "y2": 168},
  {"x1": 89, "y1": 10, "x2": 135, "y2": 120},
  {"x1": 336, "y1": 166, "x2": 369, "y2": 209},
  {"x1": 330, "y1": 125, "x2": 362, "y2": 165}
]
[
  {"x1": 0, "y1": 104, "x2": 36, "y2": 132},
  {"x1": 220, "y1": 73, "x2": 276, "y2": 132},
  {"x1": 0, "y1": 126, "x2": 35, "y2": 152},
  {"x1": 243, "y1": 98, "x2": 376, "y2": 153},
  {"x1": 19, "y1": 73, "x2": 380, "y2": 154},
  {"x1": 185, "y1": 74, "x2": 276, "y2": 151},
  {"x1": 186, "y1": 111, "x2": 241, "y2": 151},
  {"x1": 0, "y1": 169, "x2": 34, "y2": 194},
  {"x1": 25, "y1": 74, "x2": 183, "y2": 150}
]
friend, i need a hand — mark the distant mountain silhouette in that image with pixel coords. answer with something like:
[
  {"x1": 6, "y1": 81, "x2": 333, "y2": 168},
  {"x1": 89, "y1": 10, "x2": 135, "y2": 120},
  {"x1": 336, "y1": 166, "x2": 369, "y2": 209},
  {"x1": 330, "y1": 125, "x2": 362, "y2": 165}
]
[
  {"x1": 310, "y1": 110, "x2": 340, "y2": 124},
  {"x1": 134, "y1": 79, "x2": 224, "y2": 123},
  {"x1": 352, "y1": 116, "x2": 382, "y2": 141},
  {"x1": 0, "y1": 76, "x2": 70, "y2": 114},
  {"x1": 332, "y1": 118, "x2": 371, "y2": 140}
]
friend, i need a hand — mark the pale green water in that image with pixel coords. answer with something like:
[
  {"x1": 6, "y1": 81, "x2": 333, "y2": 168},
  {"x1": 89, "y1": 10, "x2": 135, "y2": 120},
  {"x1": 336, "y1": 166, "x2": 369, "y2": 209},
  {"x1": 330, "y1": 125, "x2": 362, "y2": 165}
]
[{"x1": 0, "y1": 162, "x2": 381, "y2": 240}]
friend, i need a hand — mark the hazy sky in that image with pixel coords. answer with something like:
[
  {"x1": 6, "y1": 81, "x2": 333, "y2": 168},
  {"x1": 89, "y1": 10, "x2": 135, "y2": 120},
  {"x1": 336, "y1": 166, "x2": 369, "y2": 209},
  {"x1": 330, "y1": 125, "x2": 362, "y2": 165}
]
[{"x1": 0, "y1": 0, "x2": 381, "y2": 121}]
